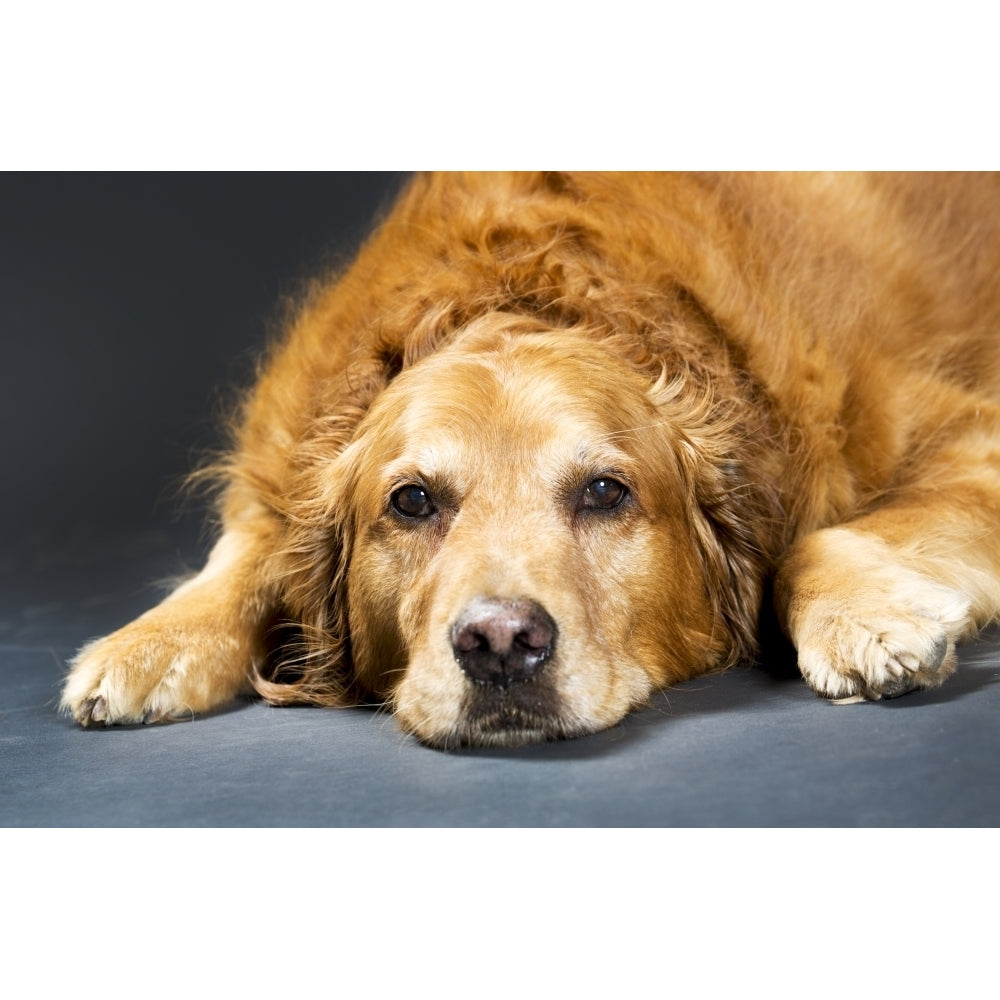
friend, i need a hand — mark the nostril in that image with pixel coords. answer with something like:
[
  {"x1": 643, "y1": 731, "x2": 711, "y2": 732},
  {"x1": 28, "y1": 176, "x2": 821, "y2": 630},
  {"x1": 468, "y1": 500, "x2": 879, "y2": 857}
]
[
  {"x1": 513, "y1": 626, "x2": 551, "y2": 654},
  {"x1": 451, "y1": 597, "x2": 557, "y2": 687},
  {"x1": 453, "y1": 627, "x2": 491, "y2": 655}
]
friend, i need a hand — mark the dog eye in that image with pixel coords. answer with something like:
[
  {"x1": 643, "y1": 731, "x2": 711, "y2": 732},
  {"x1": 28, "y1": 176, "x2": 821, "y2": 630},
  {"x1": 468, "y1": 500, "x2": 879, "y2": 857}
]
[
  {"x1": 580, "y1": 477, "x2": 629, "y2": 511},
  {"x1": 391, "y1": 485, "x2": 436, "y2": 519}
]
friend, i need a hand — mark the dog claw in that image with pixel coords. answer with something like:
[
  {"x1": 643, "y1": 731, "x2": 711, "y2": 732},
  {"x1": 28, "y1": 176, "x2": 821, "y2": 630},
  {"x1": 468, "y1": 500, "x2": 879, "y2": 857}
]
[
  {"x1": 885, "y1": 657, "x2": 905, "y2": 677},
  {"x1": 72, "y1": 698, "x2": 193, "y2": 727},
  {"x1": 879, "y1": 675, "x2": 923, "y2": 700},
  {"x1": 925, "y1": 635, "x2": 948, "y2": 673},
  {"x1": 80, "y1": 696, "x2": 109, "y2": 725}
]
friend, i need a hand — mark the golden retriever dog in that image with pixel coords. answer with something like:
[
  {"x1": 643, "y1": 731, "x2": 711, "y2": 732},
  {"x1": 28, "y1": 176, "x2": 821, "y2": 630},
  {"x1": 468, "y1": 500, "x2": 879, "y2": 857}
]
[{"x1": 61, "y1": 173, "x2": 1000, "y2": 748}]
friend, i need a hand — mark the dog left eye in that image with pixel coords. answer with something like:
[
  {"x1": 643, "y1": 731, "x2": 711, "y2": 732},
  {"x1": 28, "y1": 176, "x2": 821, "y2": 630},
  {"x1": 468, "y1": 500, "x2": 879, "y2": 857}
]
[
  {"x1": 391, "y1": 485, "x2": 436, "y2": 519},
  {"x1": 580, "y1": 477, "x2": 629, "y2": 511}
]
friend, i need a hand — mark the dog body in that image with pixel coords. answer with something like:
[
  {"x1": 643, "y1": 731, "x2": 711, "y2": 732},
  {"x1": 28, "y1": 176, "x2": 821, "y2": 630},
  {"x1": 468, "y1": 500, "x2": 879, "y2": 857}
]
[{"x1": 62, "y1": 172, "x2": 1000, "y2": 747}]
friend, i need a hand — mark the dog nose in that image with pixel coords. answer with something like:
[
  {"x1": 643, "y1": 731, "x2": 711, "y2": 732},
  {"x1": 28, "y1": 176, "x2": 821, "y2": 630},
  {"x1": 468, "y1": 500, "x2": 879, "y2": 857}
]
[{"x1": 451, "y1": 598, "x2": 557, "y2": 687}]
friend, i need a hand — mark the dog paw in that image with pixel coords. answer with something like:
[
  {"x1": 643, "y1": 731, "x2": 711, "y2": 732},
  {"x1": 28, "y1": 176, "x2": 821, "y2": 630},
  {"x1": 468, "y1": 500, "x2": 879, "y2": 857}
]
[
  {"x1": 61, "y1": 608, "x2": 254, "y2": 727},
  {"x1": 779, "y1": 528, "x2": 973, "y2": 703},
  {"x1": 795, "y1": 592, "x2": 968, "y2": 702}
]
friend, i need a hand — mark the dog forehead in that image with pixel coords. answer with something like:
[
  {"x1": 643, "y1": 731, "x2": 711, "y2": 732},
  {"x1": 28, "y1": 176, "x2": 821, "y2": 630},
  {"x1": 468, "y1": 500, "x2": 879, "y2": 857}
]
[
  {"x1": 379, "y1": 376, "x2": 604, "y2": 484},
  {"x1": 347, "y1": 328, "x2": 667, "y2": 494},
  {"x1": 386, "y1": 329, "x2": 654, "y2": 438}
]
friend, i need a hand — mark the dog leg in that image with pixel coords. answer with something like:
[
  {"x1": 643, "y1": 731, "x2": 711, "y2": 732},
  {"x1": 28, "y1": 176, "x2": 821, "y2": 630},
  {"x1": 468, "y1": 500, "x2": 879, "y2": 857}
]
[
  {"x1": 61, "y1": 526, "x2": 276, "y2": 726},
  {"x1": 775, "y1": 413, "x2": 1000, "y2": 701}
]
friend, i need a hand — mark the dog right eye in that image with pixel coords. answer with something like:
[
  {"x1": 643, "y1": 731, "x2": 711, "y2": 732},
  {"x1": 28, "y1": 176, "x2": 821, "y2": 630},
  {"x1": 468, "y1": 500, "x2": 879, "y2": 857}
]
[
  {"x1": 391, "y1": 485, "x2": 436, "y2": 519},
  {"x1": 580, "y1": 477, "x2": 630, "y2": 512}
]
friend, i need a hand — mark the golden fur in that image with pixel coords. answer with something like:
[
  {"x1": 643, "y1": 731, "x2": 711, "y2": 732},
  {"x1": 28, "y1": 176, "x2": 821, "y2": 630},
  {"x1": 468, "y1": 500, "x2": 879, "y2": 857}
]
[{"x1": 62, "y1": 172, "x2": 1000, "y2": 747}]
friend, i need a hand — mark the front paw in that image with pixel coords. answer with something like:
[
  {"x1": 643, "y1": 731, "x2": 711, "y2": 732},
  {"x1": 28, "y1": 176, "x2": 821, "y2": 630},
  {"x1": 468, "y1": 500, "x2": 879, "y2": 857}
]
[
  {"x1": 778, "y1": 529, "x2": 973, "y2": 703},
  {"x1": 794, "y1": 593, "x2": 967, "y2": 702},
  {"x1": 62, "y1": 609, "x2": 254, "y2": 727}
]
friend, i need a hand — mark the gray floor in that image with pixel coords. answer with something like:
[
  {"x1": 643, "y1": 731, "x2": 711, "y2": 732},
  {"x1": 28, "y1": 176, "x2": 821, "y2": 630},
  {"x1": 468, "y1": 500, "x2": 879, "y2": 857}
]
[{"x1": 3, "y1": 526, "x2": 998, "y2": 827}]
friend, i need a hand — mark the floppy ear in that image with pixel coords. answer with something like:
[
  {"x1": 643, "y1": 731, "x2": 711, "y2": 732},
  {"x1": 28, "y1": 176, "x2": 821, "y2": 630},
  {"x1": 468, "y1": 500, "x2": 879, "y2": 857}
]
[
  {"x1": 650, "y1": 364, "x2": 785, "y2": 668},
  {"x1": 251, "y1": 442, "x2": 363, "y2": 707},
  {"x1": 686, "y1": 454, "x2": 783, "y2": 666}
]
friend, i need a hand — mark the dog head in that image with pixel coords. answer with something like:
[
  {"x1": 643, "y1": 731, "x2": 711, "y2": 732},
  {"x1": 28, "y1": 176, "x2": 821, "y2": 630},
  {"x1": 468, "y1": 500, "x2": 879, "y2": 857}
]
[{"x1": 269, "y1": 314, "x2": 778, "y2": 748}]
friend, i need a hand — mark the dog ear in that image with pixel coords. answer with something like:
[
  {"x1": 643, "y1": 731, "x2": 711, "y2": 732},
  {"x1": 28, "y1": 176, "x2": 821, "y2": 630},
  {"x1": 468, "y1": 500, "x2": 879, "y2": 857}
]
[
  {"x1": 686, "y1": 454, "x2": 783, "y2": 667},
  {"x1": 251, "y1": 443, "x2": 362, "y2": 707},
  {"x1": 650, "y1": 364, "x2": 784, "y2": 668}
]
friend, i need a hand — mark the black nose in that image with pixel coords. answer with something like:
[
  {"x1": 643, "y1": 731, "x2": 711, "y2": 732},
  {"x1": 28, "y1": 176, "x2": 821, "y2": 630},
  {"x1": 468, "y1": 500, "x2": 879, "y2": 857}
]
[{"x1": 451, "y1": 598, "x2": 557, "y2": 687}]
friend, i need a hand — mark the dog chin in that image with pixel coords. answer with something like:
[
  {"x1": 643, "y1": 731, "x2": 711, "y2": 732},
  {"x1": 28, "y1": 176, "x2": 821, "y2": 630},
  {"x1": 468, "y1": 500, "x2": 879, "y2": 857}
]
[{"x1": 412, "y1": 681, "x2": 593, "y2": 750}]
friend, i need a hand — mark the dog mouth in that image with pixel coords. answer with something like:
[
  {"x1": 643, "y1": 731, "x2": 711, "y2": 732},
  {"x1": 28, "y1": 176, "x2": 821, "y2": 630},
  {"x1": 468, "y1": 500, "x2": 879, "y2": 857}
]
[
  {"x1": 459, "y1": 679, "x2": 568, "y2": 745},
  {"x1": 407, "y1": 676, "x2": 592, "y2": 750}
]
